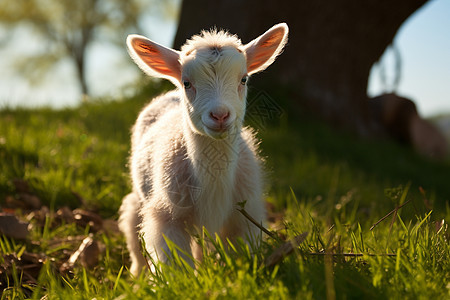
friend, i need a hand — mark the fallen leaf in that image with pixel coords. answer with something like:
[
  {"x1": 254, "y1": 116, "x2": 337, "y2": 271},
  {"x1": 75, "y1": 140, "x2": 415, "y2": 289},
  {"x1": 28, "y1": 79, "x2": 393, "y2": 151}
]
[
  {"x1": 5, "y1": 195, "x2": 26, "y2": 210},
  {"x1": 26, "y1": 206, "x2": 50, "y2": 225},
  {"x1": 59, "y1": 235, "x2": 101, "y2": 274},
  {"x1": 18, "y1": 193, "x2": 42, "y2": 210},
  {"x1": 79, "y1": 238, "x2": 100, "y2": 268},
  {"x1": 0, "y1": 213, "x2": 30, "y2": 239},
  {"x1": 0, "y1": 251, "x2": 46, "y2": 289},
  {"x1": 73, "y1": 209, "x2": 103, "y2": 232},
  {"x1": 265, "y1": 232, "x2": 308, "y2": 267},
  {"x1": 56, "y1": 206, "x2": 75, "y2": 224}
]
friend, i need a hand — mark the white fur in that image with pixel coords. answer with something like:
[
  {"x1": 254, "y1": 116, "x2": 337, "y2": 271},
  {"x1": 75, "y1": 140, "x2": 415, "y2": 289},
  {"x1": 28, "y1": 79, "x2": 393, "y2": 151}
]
[{"x1": 119, "y1": 23, "x2": 288, "y2": 275}]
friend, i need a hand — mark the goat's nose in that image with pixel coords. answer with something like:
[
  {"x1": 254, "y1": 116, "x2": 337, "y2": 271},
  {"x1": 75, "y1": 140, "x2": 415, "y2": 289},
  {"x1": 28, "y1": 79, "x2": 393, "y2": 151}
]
[{"x1": 210, "y1": 111, "x2": 230, "y2": 124}]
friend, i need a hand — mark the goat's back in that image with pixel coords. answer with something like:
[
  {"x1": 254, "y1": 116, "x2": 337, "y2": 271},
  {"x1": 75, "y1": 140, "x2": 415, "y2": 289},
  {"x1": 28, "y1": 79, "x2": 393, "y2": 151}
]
[{"x1": 131, "y1": 91, "x2": 181, "y2": 150}]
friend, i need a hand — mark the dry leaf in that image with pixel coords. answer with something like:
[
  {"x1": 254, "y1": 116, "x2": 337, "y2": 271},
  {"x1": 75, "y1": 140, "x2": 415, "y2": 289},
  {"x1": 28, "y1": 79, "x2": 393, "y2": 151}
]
[
  {"x1": 59, "y1": 235, "x2": 101, "y2": 274},
  {"x1": 265, "y1": 232, "x2": 308, "y2": 267},
  {"x1": 0, "y1": 213, "x2": 30, "y2": 239},
  {"x1": 56, "y1": 206, "x2": 75, "y2": 223},
  {"x1": 18, "y1": 193, "x2": 42, "y2": 210},
  {"x1": 73, "y1": 209, "x2": 103, "y2": 232}
]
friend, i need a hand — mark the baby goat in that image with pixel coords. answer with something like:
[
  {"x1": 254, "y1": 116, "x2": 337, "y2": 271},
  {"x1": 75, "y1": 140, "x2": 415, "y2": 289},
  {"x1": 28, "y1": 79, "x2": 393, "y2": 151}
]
[{"x1": 119, "y1": 23, "x2": 288, "y2": 275}]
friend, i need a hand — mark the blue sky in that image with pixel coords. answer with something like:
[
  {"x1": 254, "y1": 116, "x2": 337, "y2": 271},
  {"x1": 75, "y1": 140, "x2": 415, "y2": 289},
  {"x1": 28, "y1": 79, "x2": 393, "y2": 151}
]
[
  {"x1": 1, "y1": 0, "x2": 449, "y2": 117},
  {"x1": 368, "y1": 0, "x2": 450, "y2": 116}
]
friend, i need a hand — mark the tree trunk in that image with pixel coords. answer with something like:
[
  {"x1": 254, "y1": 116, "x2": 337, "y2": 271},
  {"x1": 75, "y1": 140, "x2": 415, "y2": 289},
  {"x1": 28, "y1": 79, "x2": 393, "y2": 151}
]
[
  {"x1": 174, "y1": 0, "x2": 428, "y2": 136},
  {"x1": 75, "y1": 56, "x2": 89, "y2": 96}
]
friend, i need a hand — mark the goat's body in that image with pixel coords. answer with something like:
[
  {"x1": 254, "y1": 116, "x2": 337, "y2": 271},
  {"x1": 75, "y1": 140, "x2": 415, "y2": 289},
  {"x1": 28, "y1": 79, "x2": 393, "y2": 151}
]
[
  {"x1": 120, "y1": 23, "x2": 288, "y2": 275},
  {"x1": 119, "y1": 91, "x2": 264, "y2": 274}
]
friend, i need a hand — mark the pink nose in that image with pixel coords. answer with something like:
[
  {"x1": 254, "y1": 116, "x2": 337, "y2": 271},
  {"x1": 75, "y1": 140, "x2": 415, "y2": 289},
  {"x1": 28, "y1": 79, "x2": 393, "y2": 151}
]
[{"x1": 210, "y1": 111, "x2": 230, "y2": 124}]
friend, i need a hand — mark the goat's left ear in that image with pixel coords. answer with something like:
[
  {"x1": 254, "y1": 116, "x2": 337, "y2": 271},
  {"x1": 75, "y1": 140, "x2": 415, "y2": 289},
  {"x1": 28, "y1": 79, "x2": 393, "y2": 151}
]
[{"x1": 244, "y1": 23, "x2": 289, "y2": 75}]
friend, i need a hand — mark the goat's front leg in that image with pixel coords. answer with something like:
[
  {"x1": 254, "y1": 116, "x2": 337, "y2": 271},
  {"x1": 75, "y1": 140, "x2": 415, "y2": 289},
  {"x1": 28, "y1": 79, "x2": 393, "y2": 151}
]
[
  {"x1": 221, "y1": 199, "x2": 265, "y2": 250},
  {"x1": 141, "y1": 212, "x2": 194, "y2": 269}
]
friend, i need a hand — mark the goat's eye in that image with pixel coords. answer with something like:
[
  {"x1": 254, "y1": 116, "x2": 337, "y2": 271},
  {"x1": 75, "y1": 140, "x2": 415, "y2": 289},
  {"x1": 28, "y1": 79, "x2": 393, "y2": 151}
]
[
  {"x1": 183, "y1": 81, "x2": 191, "y2": 89},
  {"x1": 240, "y1": 76, "x2": 248, "y2": 85}
]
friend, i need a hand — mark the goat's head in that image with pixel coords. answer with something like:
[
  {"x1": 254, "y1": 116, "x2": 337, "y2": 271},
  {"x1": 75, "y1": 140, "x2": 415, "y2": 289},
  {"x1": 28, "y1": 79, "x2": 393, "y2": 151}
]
[{"x1": 127, "y1": 23, "x2": 288, "y2": 139}]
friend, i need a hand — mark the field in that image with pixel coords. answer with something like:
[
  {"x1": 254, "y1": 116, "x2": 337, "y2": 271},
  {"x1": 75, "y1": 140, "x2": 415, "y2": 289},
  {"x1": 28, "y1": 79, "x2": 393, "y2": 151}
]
[{"x1": 1, "y1": 81, "x2": 449, "y2": 299}]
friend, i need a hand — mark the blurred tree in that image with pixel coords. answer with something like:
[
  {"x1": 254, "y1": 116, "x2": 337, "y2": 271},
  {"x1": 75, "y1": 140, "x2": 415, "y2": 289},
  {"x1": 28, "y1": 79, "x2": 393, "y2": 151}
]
[
  {"x1": 174, "y1": 0, "x2": 427, "y2": 136},
  {"x1": 0, "y1": 0, "x2": 178, "y2": 96}
]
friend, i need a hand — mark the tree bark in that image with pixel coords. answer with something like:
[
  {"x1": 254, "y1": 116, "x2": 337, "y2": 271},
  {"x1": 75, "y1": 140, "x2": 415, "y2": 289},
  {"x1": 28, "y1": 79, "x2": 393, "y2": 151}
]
[
  {"x1": 75, "y1": 56, "x2": 89, "y2": 96},
  {"x1": 174, "y1": 0, "x2": 428, "y2": 136}
]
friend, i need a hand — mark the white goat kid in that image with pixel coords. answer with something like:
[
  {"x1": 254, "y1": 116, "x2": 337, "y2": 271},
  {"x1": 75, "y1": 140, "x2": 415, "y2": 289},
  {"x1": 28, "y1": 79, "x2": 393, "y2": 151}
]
[{"x1": 119, "y1": 23, "x2": 288, "y2": 275}]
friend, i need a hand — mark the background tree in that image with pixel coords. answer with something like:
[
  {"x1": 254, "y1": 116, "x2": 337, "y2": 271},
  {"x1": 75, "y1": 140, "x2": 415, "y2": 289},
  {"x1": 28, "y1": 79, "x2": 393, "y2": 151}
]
[
  {"x1": 174, "y1": 0, "x2": 428, "y2": 136},
  {"x1": 0, "y1": 0, "x2": 177, "y2": 96}
]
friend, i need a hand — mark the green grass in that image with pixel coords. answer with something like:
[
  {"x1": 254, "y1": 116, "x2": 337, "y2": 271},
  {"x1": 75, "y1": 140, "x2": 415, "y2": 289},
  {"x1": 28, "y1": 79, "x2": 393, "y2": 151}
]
[{"x1": 1, "y1": 82, "x2": 449, "y2": 299}]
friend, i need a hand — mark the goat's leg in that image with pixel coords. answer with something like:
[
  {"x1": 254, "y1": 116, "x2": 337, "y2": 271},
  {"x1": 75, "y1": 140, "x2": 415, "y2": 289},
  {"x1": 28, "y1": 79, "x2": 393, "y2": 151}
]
[
  {"x1": 221, "y1": 195, "x2": 265, "y2": 250},
  {"x1": 118, "y1": 193, "x2": 148, "y2": 276},
  {"x1": 141, "y1": 213, "x2": 194, "y2": 269}
]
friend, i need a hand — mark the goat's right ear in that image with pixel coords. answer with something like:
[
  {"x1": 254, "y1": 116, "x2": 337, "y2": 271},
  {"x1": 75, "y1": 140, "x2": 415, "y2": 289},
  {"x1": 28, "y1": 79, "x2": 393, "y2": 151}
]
[{"x1": 127, "y1": 35, "x2": 181, "y2": 85}]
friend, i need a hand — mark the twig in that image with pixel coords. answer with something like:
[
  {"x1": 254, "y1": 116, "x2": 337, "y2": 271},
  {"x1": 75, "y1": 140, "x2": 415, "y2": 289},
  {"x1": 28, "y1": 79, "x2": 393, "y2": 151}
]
[
  {"x1": 266, "y1": 240, "x2": 395, "y2": 268},
  {"x1": 265, "y1": 232, "x2": 309, "y2": 267},
  {"x1": 237, "y1": 207, "x2": 278, "y2": 240},
  {"x1": 370, "y1": 199, "x2": 411, "y2": 231},
  {"x1": 307, "y1": 252, "x2": 396, "y2": 257}
]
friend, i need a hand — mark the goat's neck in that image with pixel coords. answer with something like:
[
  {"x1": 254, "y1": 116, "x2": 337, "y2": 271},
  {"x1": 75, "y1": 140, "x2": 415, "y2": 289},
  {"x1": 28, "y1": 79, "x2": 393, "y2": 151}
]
[{"x1": 183, "y1": 120, "x2": 241, "y2": 233}]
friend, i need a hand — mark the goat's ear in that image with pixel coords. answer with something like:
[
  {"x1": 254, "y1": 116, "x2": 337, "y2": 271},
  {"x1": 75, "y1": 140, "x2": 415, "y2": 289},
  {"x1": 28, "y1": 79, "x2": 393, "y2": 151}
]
[
  {"x1": 127, "y1": 35, "x2": 181, "y2": 85},
  {"x1": 244, "y1": 23, "x2": 289, "y2": 75}
]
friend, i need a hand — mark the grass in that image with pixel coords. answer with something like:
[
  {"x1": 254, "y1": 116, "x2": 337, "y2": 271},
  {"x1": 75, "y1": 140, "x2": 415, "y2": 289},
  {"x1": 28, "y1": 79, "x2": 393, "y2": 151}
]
[{"x1": 1, "y1": 81, "x2": 449, "y2": 299}]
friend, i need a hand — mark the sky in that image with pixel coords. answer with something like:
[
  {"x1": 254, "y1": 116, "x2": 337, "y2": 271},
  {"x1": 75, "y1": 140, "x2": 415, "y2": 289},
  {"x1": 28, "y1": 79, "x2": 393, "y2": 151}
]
[
  {"x1": 0, "y1": 0, "x2": 449, "y2": 117},
  {"x1": 367, "y1": 0, "x2": 450, "y2": 117},
  {"x1": 0, "y1": 9, "x2": 178, "y2": 109}
]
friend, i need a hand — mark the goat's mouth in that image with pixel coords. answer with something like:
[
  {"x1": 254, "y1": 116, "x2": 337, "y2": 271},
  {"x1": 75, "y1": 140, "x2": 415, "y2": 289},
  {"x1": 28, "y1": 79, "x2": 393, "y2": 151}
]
[{"x1": 203, "y1": 124, "x2": 231, "y2": 139}]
